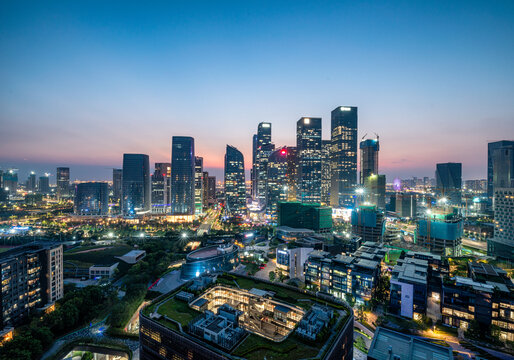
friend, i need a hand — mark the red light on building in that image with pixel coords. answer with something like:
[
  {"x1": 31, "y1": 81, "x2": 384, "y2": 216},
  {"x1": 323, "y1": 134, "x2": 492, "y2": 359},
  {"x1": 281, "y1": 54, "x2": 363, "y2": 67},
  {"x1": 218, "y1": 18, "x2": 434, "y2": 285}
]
[{"x1": 280, "y1": 149, "x2": 287, "y2": 156}]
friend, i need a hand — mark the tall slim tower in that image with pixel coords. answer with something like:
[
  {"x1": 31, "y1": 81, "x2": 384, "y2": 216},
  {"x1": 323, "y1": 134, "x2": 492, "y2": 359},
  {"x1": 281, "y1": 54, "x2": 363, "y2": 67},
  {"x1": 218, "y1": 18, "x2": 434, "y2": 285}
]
[
  {"x1": 321, "y1": 140, "x2": 332, "y2": 205},
  {"x1": 122, "y1": 154, "x2": 151, "y2": 215},
  {"x1": 112, "y1": 168, "x2": 122, "y2": 203},
  {"x1": 330, "y1": 106, "x2": 358, "y2": 207},
  {"x1": 56, "y1": 167, "x2": 70, "y2": 199},
  {"x1": 254, "y1": 122, "x2": 272, "y2": 207},
  {"x1": 297, "y1": 117, "x2": 322, "y2": 203},
  {"x1": 225, "y1": 145, "x2": 246, "y2": 217},
  {"x1": 360, "y1": 138, "x2": 379, "y2": 184},
  {"x1": 435, "y1": 162, "x2": 462, "y2": 205},
  {"x1": 266, "y1": 147, "x2": 290, "y2": 217},
  {"x1": 171, "y1": 136, "x2": 195, "y2": 215},
  {"x1": 194, "y1": 156, "x2": 204, "y2": 214},
  {"x1": 487, "y1": 140, "x2": 514, "y2": 205}
]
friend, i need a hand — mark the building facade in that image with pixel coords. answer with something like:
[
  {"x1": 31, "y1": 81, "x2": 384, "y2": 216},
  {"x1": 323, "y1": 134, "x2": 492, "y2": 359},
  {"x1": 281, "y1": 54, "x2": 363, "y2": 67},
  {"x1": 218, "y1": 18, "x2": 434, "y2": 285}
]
[
  {"x1": 122, "y1": 154, "x2": 151, "y2": 215},
  {"x1": 359, "y1": 138, "x2": 379, "y2": 184},
  {"x1": 297, "y1": 117, "x2": 322, "y2": 203},
  {"x1": 350, "y1": 205, "x2": 385, "y2": 243},
  {"x1": 330, "y1": 106, "x2": 357, "y2": 207},
  {"x1": 488, "y1": 187, "x2": 514, "y2": 262},
  {"x1": 488, "y1": 140, "x2": 514, "y2": 205},
  {"x1": 224, "y1": 145, "x2": 246, "y2": 217},
  {"x1": 171, "y1": 136, "x2": 195, "y2": 215},
  {"x1": 435, "y1": 162, "x2": 462, "y2": 205},
  {"x1": 195, "y1": 157, "x2": 204, "y2": 214},
  {"x1": 112, "y1": 168, "x2": 123, "y2": 203},
  {"x1": 416, "y1": 207, "x2": 463, "y2": 256},
  {"x1": 278, "y1": 202, "x2": 332, "y2": 233},
  {"x1": 74, "y1": 182, "x2": 109, "y2": 215},
  {"x1": 56, "y1": 167, "x2": 70, "y2": 199}
]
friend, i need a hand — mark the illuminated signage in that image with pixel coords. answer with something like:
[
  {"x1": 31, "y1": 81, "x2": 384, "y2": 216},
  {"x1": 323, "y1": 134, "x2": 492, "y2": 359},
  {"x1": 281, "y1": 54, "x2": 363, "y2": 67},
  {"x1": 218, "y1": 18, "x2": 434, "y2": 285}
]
[
  {"x1": 340, "y1": 107, "x2": 352, "y2": 111},
  {"x1": 304, "y1": 118, "x2": 310, "y2": 124},
  {"x1": 262, "y1": 123, "x2": 270, "y2": 128}
]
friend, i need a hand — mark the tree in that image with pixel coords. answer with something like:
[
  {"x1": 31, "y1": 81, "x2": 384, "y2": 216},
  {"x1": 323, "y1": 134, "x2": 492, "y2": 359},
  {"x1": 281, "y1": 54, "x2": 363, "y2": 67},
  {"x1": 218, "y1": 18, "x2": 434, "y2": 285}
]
[{"x1": 269, "y1": 271, "x2": 276, "y2": 282}]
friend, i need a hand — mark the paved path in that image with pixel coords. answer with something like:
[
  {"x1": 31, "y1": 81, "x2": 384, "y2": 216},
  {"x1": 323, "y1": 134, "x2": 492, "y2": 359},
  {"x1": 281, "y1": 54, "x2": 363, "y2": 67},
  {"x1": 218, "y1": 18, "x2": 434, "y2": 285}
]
[{"x1": 151, "y1": 270, "x2": 186, "y2": 294}]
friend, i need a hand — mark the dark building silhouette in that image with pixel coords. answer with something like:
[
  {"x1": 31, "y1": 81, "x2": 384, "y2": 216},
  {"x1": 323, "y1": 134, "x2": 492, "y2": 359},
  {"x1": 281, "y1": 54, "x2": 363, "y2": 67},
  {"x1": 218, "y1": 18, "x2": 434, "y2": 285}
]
[
  {"x1": 435, "y1": 162, "x2": 462, "y2": 205},
  {"x1": 330, "y1": 106, "x2": 358, "y2": 207},
  {"x1": 56, "y1": 167, "x2": 70, "y2": 199},
  {"x1": 112, "y1": 168, "x2": 122, "y2": 202},
  {"x1": 360, "y1": 138, "x2": 379, "y2": 184},
  {"x1": 122, "y1": 154, "x2": 151, "y2": 215},
  {"x1": 171, "y1": 136, "x2": 195, "y2": 215},
  {"x1": 488, "y1": 140, "x2": 514, "y2": 205},
  {"x1": 74, "y1": 182, "x2": 109, "y2": 215}
]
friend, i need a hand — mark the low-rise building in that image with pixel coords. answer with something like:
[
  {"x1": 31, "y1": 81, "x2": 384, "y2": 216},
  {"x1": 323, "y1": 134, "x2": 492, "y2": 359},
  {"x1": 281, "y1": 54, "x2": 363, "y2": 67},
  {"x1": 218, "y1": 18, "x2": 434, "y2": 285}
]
[
  {"x1": 276, "y1": 226, "x2": 315, "y2": 242},
  {"x1": 276, "y1": 246, "x2": 314, "y2": 281},
  {"x1": 89, "y1": 262, "x2": 119, "y2": 279},
  {"x1": 368, "y1": 327, "x2": 453, "y2": 360},
  {"x1": 116, "y1": 249, "x2": 146, "y2": 264}
]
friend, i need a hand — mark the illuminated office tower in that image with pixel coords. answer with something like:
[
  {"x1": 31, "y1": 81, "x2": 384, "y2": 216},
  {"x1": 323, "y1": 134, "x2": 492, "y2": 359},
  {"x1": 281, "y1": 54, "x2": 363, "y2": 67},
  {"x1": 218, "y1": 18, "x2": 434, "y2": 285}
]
[
  {"x1": 202, "y1": 171, "x2": 209, "y2": 209},
  {"x1": 56, "y1": 167, "x2": 70, "y2": 199},
  {"x1": 194, "y1": 157, "x2": 204, "y2": 214},
  {"x1": 487, "y1": 140, "x2": 514, "y2": 205},
  {"x1": 38, "y1": 174, "x2": 50, "y2": 194},
  {"x1": 297, "y1": 117, "x2": 322, "y2": 203},
  {"x1": 364, "y1": 174, "x2": 386, "y2": 209},
  {"x1": 171, "y1": 136, "x2": 195, "y2": 215},
  {"x1": 492, "y1": 146, "x2": 514, "y2": 190},
  {"x1": 251, "y1": 134, "x2": 258, "y2": 200},
  {"x1": 330, "y1": 106, "x2": 358, "y2": 207},
  {"x1": 74, "y1": 182, "x2": 109, "y2": 215},
  {"x1": 26, "y1": 171, "x2": 36, "y2": 192},
  {"x1": 321, "y1": 140, "x2": 331, "y2": 205},
  {"x1": 360, "y1": 138, "x2": 379, "y2": 184},
  {"x1": 285, "y1": 146, "x2": 298, "y2": 201},
  {"x1": 208, "y1": 175, "x2": 216, "y2": 206},
  {"x1": 435, "y1": 162, "x2": 462, "y2": 205},
  {"x1": 266, "y1": 147, "x2": 289, "y2": 218},
  {"x1": 122, "y1": 154, "x2": 151, "y2": 215},
  {"x1": 253, "y1": 122, "x2": 272, "y2": 207},
  {"x1": 152, "y1": 163, "x2": 171, "y2": 213},
  {"x1": 224, "y1": 145, "x2": 246, "y2": 217},
  {"x1": 112, "y1": 168, "x2": 122, "y2": 202}
]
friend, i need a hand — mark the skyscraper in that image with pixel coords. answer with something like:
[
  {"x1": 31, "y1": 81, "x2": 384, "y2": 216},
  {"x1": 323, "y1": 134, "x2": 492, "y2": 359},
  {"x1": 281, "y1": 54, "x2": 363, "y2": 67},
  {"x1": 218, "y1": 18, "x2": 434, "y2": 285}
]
[
  {"x1": 112, "y1": 168, "x2": 122, "y2": 203},
  {"x1": 194, "y1": 156, "x2": 204, "y2": 214},
  {"x1": 56, "y1": 167, "x2": 70, "y2": 199},
  {"x1": 321, "y1": 140, "x2": 331, "y2": 205},
  {"x1": 364, "y1": 174, "x2": 386, "y2": 209},
  {"x1": 266, "y1": 147, "x2": 289, "y2": 218},
  {"x1": 171, "y1": 136, "x2": 195, "y2": 215},
  {"x1": 360, "y1": 138, "x2": 379, "y2": 184},
  {"x1": 253, "y1": 122, "x2": 272, "y2": 207},
  {"x1": 492, "y1": 146, "x2": 514, "y2": 190},
  {"x1": 330, "y1": 106, "x2": 358, "y2": 207},
  {"x1": 285, "y1": 146, "x2": 298, "y2": 201},
  {"x1": 297, "y1": 117, "x2": 322, "y2": 203},
  {"x1": 26, "y1": 171, "x2": 36, "y2": 192},
  {"x1": 2, "y1": 169, "x2": 18, "y2": 195},
  {"x1": 435, "y1": 162, "x2": 462, "y2": 205},
  {"x1": 488, "y1": 188, "x2": 514, "y2": 262},
  {"x1": 224, "y1": 145, "x2": 246, "y2": 217},
  {"x1": 208, "y1": 175, "x2": 216, "y2": 206},
  {"x1": 74, "y1": 182, "x2": 109, "y2": 215},
  {"x1": 122, "y1": 154, "x2": 151, "y2": 215},
  {"x1": 487, "y1": 140, "x2": 514, "y2": 204},
  {"x1": 38, "y1": 174, "x2": 50, "y2": 194},
  {"x1": 152, "y1": 163, "x2": 171, "y2": 213}
]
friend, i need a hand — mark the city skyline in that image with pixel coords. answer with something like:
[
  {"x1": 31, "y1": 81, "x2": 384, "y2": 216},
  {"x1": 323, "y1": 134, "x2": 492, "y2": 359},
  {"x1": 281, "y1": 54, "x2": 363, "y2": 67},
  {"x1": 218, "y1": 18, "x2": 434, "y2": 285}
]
[{"x1": 1, "y1": 1, "x2": 514, "y2": 182}]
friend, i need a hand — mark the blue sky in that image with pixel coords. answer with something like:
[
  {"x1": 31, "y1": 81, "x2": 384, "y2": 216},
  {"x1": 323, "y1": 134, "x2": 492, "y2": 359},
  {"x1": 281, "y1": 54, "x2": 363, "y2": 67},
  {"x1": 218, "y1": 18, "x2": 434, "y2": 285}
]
[{"x1": 1, "y1": 1, "x2": 513, "y2": 182}]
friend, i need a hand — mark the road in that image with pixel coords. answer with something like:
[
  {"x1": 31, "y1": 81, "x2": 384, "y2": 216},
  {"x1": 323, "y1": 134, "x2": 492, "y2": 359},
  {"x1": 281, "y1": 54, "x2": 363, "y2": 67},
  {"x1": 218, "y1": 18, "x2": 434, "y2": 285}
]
[
  {"x1": 254, "y1": 259, "x2": 277, "y2": 281},
  {"x1": 462, "y1": 238, "x2": 487, "y2": 251},
  {"x1": 197, "y1": 208, "x2": 222, "y2": 235}
]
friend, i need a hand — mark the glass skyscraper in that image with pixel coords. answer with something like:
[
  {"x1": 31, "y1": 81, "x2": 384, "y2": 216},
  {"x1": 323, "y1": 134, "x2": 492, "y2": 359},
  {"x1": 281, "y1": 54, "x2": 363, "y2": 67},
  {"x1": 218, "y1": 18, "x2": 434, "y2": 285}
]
[
  {"x1": 360, "y1": 138, "x2": 379, "y2": 184},
  {"x1": 435, "y1": 162, "x2": 462, "y2": 205},
  {"x1": 56, "y1": 167, "x2": 70, "y2": 199},
  {"x1": 151, "y1": 162, "x2": 171, "y2": 213},
  {"x1": 488, "y1": 141, "x2": 514, "y2": 205},
  {"x1": 122, "y1": 154, "x2": 151, "y2": 215},
  {"x1": 253, "y1": 122, "x2": 272, "y2": 208},
  {"x1": 112, "y1": 168, "x2": 122, "y2": 203},
  {"x1": 321, "y1": 140, "x2": 331, "y2": 205},
  {"x1": 297, "y1": 117, "x2": 322, "y2": 203},
  {"x1": 194, "y1": 156, "x2": 204, "y2": 214},
  {"x1": 330, "y1": 106, "x2": 358, "y2": 207},
  {"x1": 266, "y1": 147, "x2": 289, "y2": 218},
  {"x1": 224, "y1": 145, "x2": 246, "y2": 216},
  {"x1": 171, "y1": 136, "x2": 195, "y2": 215},
  {"x1": 74, "y1": 182, "x2": 109, "y2": 215}
]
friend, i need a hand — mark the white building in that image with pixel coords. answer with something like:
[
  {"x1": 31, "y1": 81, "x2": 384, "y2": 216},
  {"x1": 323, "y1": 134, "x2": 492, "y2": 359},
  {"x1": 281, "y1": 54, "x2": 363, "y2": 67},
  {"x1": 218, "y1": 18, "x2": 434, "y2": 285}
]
[
  {"x1": 276, "y1": 246, "x2": 314, "y2": 281},
  {"x1": 89, "y1": 262, "x2": 119, "y2": 279}
]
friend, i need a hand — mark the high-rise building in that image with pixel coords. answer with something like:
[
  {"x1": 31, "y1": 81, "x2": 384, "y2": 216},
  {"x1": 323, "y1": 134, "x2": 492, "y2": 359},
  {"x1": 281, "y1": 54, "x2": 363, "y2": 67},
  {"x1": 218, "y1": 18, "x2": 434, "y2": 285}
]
[
  {"x1": 2, "y1": 169, "x2": 18, "y2": 195},
  {"x1": 0, "y1": 243, "x2": 63, "y2": 328},
  {"x1": 330, "y1": 106, "x2": 358, "y2": 207},
  {"x1": 396, "y1": 193, "x2": 417, "y2": 218},
  {"x1": 351, "y1": 205, "x2": 385, "y2": 243},
  {"x1": 56, "y1": 167, "x2": 70, "y2": 199},
  {"x1": 38, "y1": 175, "x2": 50, "y2": 194},
  {"x1": 360, "y1": 138, "x2": 379, "y2": 184},
  {"x1": 364, "y1": 174, "x2": 386, "y2": 209},
  {"x1": 194, "y1": 157, "x2": 204, "y2": 214},
  {"x1": 251, "y1": 134, "x2": 258, "y2": 200},
  {"x1": 488, "y1": 188, "x2": 514, "y2": 262},
  {"x1": 122, "y1": 154, "x2": 151, "y2": 215},
  {"x1": 487, "y1": 141, "x2": 514, "y2": 204},
  {"x1": 278, "y1": 202, "x2": 332, "y2": 233},
  {"x1": 208, "y1": 175, "x2": 216, "y2": 206},
  {"x1": 321, "y1": 140, "x2": 331, "y2": 205},
  {"x1": 297, "y1": 117, "x2": 322, "y2": 203},
  {"x1": 435, "y1": 163, "x2": 462, "y2": 205},
  {"x1": 266, "y1": 147, "x2": 289, "y2": 218},
  {"x1": 26, "y1": 171, "x2": 36, "y2": 192},
  {"x1": 74, "y1": 182, "x2": 109, "y2": 215},
  {"x1": 151, "y1": 163, "x2": 171, "y2": 213},
  {"x1": 254, "y1": 122, "x2": 273, "y2": 208},
  {"x1": 112, "y1": 168, "x2": 123, "y2": 202},
  {"x1": 224, "y1": 145, "x2": 246, "y2": 217},
  {"x1": 285, "y1": 146, "x2": 298, "y2": 201},
  {"x1": 171, "y1": 136, "x2": 195, "y2": 215},
  {"x1": 493, "y1": 146, "x2": 514, "y2": 190}
]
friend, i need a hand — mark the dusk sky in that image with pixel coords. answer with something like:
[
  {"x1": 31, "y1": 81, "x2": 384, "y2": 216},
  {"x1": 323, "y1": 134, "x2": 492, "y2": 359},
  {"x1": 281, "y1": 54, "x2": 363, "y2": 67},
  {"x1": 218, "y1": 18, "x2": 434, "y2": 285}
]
[{"x1": 1, "y1": 1, "x2": 513, "y2": 183}]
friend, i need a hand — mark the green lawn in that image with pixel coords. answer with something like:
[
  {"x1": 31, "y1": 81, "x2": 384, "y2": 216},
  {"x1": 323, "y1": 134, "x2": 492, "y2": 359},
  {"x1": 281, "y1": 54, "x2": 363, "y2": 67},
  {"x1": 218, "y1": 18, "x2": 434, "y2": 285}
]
[
  {"x1": 232, "y1": 334, "x2": 321, "y2": 360},
  {"x1": 64, "y1": 244, "x2": 133, "y2": 265},
  {"x1": 157, "y1": 297, "x2": 200, "y2": 326}
]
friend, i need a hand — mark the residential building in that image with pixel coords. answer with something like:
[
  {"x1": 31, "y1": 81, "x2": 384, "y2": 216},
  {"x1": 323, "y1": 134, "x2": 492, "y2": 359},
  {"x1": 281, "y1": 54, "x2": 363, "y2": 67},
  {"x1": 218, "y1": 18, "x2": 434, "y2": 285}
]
[
  {"x1": 330, "y1": 106, "x2": 358, "y2": 207},
  {"x1": 488, "y1": 188, "x2": 514, "y2": 262},
  {"x1": 0, "y1": 243, "x2": 63, "y2": 329}
]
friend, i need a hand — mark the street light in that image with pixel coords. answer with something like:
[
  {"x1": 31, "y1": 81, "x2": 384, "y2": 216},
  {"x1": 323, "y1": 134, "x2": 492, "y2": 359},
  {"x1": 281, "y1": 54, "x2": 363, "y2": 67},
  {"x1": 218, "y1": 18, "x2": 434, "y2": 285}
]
[
  {"x1": 355, "y1": 188, "x2": 365, "y2": 195},
  {"x1": 181, "y1": 232, "x2": 188, "y2": 239}
]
